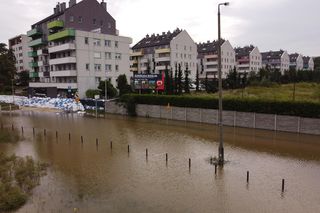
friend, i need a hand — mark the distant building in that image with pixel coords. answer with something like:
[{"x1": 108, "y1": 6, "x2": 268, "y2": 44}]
[
  {"x1": 303, "y1": 56, "x2": 315, "y2": 71},
  {"x1": 289, "y1": 53, "x2": 304, "y2": 70},
  {"x1": 8, "y1": 35, "x2": 32, "y2": 73},
  {"x1": 130, "y1": 29, "x2": 197, "y2": 80},
  {"x1": 27, "y1": 0, "x2": 132, "y2": 98},
  {"x1": 261, "y1": 50, "x2": 290, "y2": 73},
  {"x1": 197, "y1": 40, "x2": 235, "y2": 79},
  {"x1": 235, "y1": 45, "x2": 262, "y2": 73}
]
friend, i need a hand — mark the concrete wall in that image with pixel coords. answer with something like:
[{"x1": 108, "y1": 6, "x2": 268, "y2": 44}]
[{"x1": 105, "y1": 102, "x2": 320, "y2": 135}]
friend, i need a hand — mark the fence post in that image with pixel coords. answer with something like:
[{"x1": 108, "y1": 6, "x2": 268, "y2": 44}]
[
  {"x1": 234, "y1": 111, "x2": 236, "y2": 127},
  {"x1": 297, "y1": 117, "x2": 301, "y2": 134},
  {"x1": 274, "y1": 114, "x2": 277, "y2": 131},
  {"x1": 253, "y1": 113, "x2": 256, "y2": 128},
  {"x1": 185, "y1": 107, "x2": 187, "y2": 122},
  {"x1": 199, "y1": 108, "x2": 202, "y2": 123}
]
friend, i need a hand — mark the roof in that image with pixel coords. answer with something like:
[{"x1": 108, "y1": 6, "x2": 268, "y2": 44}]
[
  {"x1": 303, "y1": 56, "x2": 311, "y2": 64},
  {"x1": 289, "y1": 53, "x2": 300, "y2": 63},
  {"x1": 132, "y1": 28, "x2": 182, "y2": 49},
  {"x1": 235, "y1": 45, "x2": 255, "y2": 59},
  {"x1": 197, "y1": 39, "x2": 226, "y2": 54},
  {"x1": 261, "y1": 50, "x2": 284, "y2": 60}
]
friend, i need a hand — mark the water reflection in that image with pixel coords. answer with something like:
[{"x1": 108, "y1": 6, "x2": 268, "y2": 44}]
[{"x1": 0, "y1": 111, "x2": 319, "y2": 213}]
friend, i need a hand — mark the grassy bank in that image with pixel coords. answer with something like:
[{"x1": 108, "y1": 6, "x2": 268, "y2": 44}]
[
  {"x1": 0, "y1": 130, "x2": 19, "y2": 143},
  {"x1": 0, "y1": 103, "x2": 19, "y2": 111}
]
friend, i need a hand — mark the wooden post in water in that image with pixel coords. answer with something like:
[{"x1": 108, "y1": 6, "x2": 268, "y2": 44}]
[
  {"x1": 128, "y1": 145, "x2": 130, "y2": 153},
  {"x1": 44, "y1": 129, "x2": 46, "y2": 136},
  {"x1": 215, "y1": 165, "x2": 217, "y2": 174},
  {"x1": 81, "y1": 136, "x2": 83, "y2": 144},
  {"x1": 110, "y1": 141, "x2": 113, "y2": 149},
  {"x1": 282, "y1": 179, "x2": 285, "y2": 192},
  {"x1": 69, "y1": 133, "x2": 71, "y2": 141},
  {"x1": 11, "y1": 124, "x2": 14, "y2": 131},
  {"x1": 247, "y1": 171, "x2": 249, "y2": 183},
  {"x1": 96, "y1": 138, "x2": 99, "y2": 146},
  {"x1": 146, "y1": 149, "x2": 148, "y2": 158},
  {"x1": 56, "y1": 131, "x2": 58, "y2": 139},
  {"x1": 33, "y1": 127, "x2": 35, "y2": 136},
  {"x1": 166, "y1": 153, "x2": 168, "y2": 162},
  {"x1": 189, "y1": 158, "x2": 191, "y2": 169},
  {"x1": 21, "y1": 126, "x2": 24, "y2": 134}
]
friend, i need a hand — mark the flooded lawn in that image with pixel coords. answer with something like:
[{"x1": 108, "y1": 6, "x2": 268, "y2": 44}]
[{"x1": 1, "y1": 111, "x2": 320, "y2": 213}]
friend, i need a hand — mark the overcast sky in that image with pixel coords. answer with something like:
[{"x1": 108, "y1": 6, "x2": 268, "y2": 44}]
[{"x1": 1, "y1": 0, "x2": 319, "y2": 56}]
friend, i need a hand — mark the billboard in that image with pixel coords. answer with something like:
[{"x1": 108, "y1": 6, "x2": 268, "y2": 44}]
[{"x1": 133, "y1": 74, "x2": 164, "y2": 91}]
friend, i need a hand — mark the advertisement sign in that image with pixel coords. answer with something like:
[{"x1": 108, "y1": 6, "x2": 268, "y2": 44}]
[{"x1": 133, "y1": 74, "x2": 164, "y2": 91}]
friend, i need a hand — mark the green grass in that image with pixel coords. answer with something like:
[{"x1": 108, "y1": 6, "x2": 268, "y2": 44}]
[{"x1": 192, "y1": 83, "x2": 320, "y2": 103}]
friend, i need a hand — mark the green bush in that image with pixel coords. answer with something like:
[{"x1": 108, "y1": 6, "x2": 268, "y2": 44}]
[
  {"x1": 85, "y1": 89, "x2": 100, "y2": 99},
  {"x1": 120, "y1": 94, "x2": 320, "y2": 118}
]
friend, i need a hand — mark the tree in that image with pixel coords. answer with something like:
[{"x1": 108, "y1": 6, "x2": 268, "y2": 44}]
[
  {"x1": 0, "y1": 43, "x2": 16, "y2": 93},
  {"x1": 177, "y1": 63, "x2": 183, "y2": 95},
  {"x1": 117, "y1": 74, "x2": 132, "y2": 96},
  {"x1": 226, "y1": 66, "x2": 238, "y2": 89},
  {"x1": 85, "y1": 89, "x2": 100, "y2": 98},
  {"x1": 195, "y1": 66, "x2": 200, "y2": 92},
  {"x1": 174, "y1": 63, "x2": 178, "y2": 94},
  {"x1": 98, "y1": 80, "x2": 118, "y2": 98},
  {"x1": 17, "y1": 71, "x2": 29, "y2": 87},
  {"x1": 164, "y1": 65, "x2": 170, "y2": 95},
  {"x1": 204, "y1": 73, "x2": 208, "y2": 92},
  {"x1": 184, "y1": 64, "x2": 190, "y2": 94},
  {"x1": 169, "y1": 68, "x2": 174, "y2": 95}
]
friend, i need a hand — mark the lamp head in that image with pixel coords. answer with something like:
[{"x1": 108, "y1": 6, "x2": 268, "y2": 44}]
[{"x1": 224, "y1": 2, "x2": 230, "y2": 6}]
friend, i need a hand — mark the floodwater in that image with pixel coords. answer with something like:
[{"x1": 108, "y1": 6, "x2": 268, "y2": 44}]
[{"x1": 0, "y1": 110, "x2": 320, "y2": 213}]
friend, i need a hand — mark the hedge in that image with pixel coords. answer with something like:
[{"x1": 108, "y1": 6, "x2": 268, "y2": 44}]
[{"x1": 119, "y1": 94, "x2": 320, "y2": 118}]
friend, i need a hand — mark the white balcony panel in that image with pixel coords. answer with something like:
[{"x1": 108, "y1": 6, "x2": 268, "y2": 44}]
[
  {"x1": 205, "y1": 54, "x2": 218, "y2": 59},
  {"x1": 205, "y1": 61, "x2": 218, "y2": 66},
  {"x1": 155, "y1": 57, "x2": 171, "y2": 62},
  {"x1": 49, "y1": 43, "x2": 76, "y2": 53},
  {"x1": 205, "y1": 68, "x2": 218, "y2": 72},
  {"x1": 51, "y1": 70, "x2": 77, "y2": 77},
  {"x1": 140, "y1": 58, "x2": 148, "y2": 63},
  {"x1": 155, "y1": 65, "x2": 170, "y2": 70},
  {"x1": 29, "y1": 82, "x2": 77, "y2": 89},
  {"x1": 50, "y1": 57, "x2": 76, "y2": 65}
]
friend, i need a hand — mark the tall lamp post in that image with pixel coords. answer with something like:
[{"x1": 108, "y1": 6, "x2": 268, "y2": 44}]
[
  {"x1": 218, "y1": 2, "x2": 229, "y2": 165},
  {"x1": 105, "y1": 77, "x2": 108, "y2": 113}
]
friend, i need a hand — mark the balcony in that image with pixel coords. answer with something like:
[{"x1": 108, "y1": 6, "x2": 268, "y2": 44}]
[
  {"x1": 47, "y1": 20, "x2": 64, "y2": 30},
  {"x1": 29, "y1": 62, "x2": 38, "y2": 68},
  {"x1": 29, "y1": 38, "x2": 45, "y2": 47},
  {"x1": 204, "y1": 54, "x2": 218, "y2": 59},
  {"x1": 48, "y1": 29, "x2": 75, "y2": 42},
  {"x1": 205, "y1": 68, "x2": 218, "y2": 72},
  {"x1": 155, "y1": 65, "x2": 170, "y2": 70},
  {"x1": 155, "y1": 56, "x2": 170, "y2": 62},
  {"x1": 29, "y1": 82, "x2": 77, "y2": 89},
  {"x1": 50, "y1": 70, "x2": 77, "y2": 77},
  {"x1": 50, "y1": 57, "x2": 77, "y2": 65},
  {"x1": 37, "y1": 49, "x2": 49, "y2": 55},
  {"x1": 29, "y1": 72, "x2": 39, "y2": 78},
  {"x1": 27, "y1": 28, "x2": 42, "y2": 37},
  {"x1": 49, "y1": 43, "x2": 76, "y2": 53},
  {"x1": 131, "y1": 59, "x2": 138, "y2": 64},
  {"x1": 140, "y1": 58, "x2": 148, "y2": 64},
  {"x1": 131, "y1": 51, "x2": 143, "y2": 57},
  {"x1": 155, "y1": 48, "x2": 171, "y2": 54},
  {"x1": 28, "y1": 51, "x2": 37, "y2": 57},
  {"x1": 205, "y1": 61, "x2": 218, "y2": 66},
  {"x1": 38, "y1": 61, "x2": 49, "y2": 67},
  {"x1": 130, "y1": 67, "x2": 138, "y2": 72}
]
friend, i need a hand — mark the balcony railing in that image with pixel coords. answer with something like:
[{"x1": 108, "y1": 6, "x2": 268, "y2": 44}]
[
  {"x1": 29, "y1": 72, "x2": 39, "y2": 78},
  {"x1": 28, "y1": 51, "x2": 37, "y2": 57},
  {"x1": 47, "y1": 20, "x2": 64, "y2": 30},
  {"x1": 155, "y1": 48, "x2": 171, "y2": 54},
  {"x1": 29, "y1": 62, "x2": 38, "y2": 68},
  {"x1": 27, "y1": 28, "x2": 42, "y2": 37},
  {"x1": 29, "y1": 38, "x2": 45, "y2": 47},
  {"x1": 48, "y1": 29, "x2": 75, "y2": 41}
]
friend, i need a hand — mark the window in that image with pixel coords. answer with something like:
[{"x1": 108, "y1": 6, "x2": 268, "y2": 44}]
[
  {"x1": 105, "y1": 40, "x2": 111, "y2": 47},
  {"x1": 115, "y1": 65, "x2": 119, "y2": 72},
  {"x1": 86, "y1": 64, "x2": 90, "y2": 71},
  {"x1": 94, "y1": 64, "x2": 101, "y2": 71},
  {"x1": 93, "y1": 18, "x2": 96, "y2": 25},
  {"x1": 190, "y1": 46, "x2": 192, "y2": 51},
  {"x1": 115, "y1": 53, "x2": 121, "y2": 60},
  {"x1": 105, "y1": 52, "x2": 112, "y2": 59},
  {"x1": 105, "y1": 64, "x2": 112, "y2": 72},
  {"x1": 176, "y1": 44, "x2": 178, "y2": 50},
  {"x1": 19, "y1": 47, "x2": 22, "y2": 50},
  {"x1": 70, "y1": 16, "x2": 74, "y2": 22},
  {"x1": 184, "y1": 46, "x2": 186, "y2": 50},
  {"x1": 93, "y1": 39, "x2": 101, "y2": 46},
  {"x1": 176, "y1": 53, "x2": 178, "y2": 58},
  {"x1": 85, "y1": 37, "x2": 89, "y2": 45},
  {"x1": 78, "y1": 16, "x2": 83, "y2": 23},
  {"x1": 94, "y1": 52, "x2": 101, "y2": 59},
  {"x1": 115, "y1": 41, "x2": 118, "y2": 48},
  {"x1": 95, "y1": 77, "x2": 101, "y2": 84},
  {"x1": 100, "y1": 20, "x2": 103, "y2": 26}
]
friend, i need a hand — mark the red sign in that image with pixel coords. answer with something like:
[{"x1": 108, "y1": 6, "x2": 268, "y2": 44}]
[{"x1": 156, "y1": 72, "x2": 165, "y2": 91}]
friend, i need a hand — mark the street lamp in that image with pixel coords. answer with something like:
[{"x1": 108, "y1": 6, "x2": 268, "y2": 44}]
[
  {"x1": 217, "y1": 2, "x2": 229, "y2": 165},
  {"x1": 105, "y1": 77, "x2": 108, "y2": 113}
]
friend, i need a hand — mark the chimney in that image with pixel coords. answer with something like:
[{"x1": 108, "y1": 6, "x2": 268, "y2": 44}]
[
  {"x1": 101, "y1": 0, "x2": 107, "y2": 10},
  {"x1": 162, "y1": 32, "x2": 165, "y2": 35},
  {"x1": 60, "y1": 2, "x2": 66, "y2": 11},
  {"x1": 56, "y1": 3, "x2": 60, "y2": 13},
  {"x1": 69, "y1": 0, "x2": 77, "y2": 8}
]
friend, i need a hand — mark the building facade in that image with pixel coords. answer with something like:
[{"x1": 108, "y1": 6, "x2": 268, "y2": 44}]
[
  {"x1": 130, "y1": 29, "x2": 197, "y2": 80},
  {"x1": 289, "y1": 53, "x2": 304, "y2": 70},
  {"x1": 197, "y1": 40, "x2": 235, "y2": 79},
  {"x1": 303, "y1": 56, "x2": 314, "y2": 71},
  {"x1": 8, "y1": 35, "x2": 32, "y2": 73},
  {"x1": 235, "y1": 45, "x2": 262, "y2": 73},
  {"x1": 27, "y1": 0, "x2": 131, "y2": 98},
  {"x1": 261, "y1": 50, "x2": 290, "y2": 73}
]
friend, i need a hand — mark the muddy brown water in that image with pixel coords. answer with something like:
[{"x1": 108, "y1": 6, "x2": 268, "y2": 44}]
[{"x1": 0, "y1": 110, "x2": 320, "y2": 213}]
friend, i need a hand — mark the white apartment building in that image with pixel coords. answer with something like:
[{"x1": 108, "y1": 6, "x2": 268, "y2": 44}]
[
  {"x1": 261, "y1": 50, "x2": 290, "y2": 73},
  {"x1": 289, "y1": 53, "x2": 304, "y2": 70},
  {"x1": 130, "y1": 29, "x2": 197, "y2": 80},
  {"x1": 235, "y1": 45, "x2": 262, "y2": 73},
  {"x1": 8, "y1": 35, "x2": 32, "y2": 73},
  {"x1": 29, "y1": 30, "x2": 132, "y2": 98},
  {"x1": 197, "y1": 40, "x2": 236, "y2": 79},
  {"x1": 303, "y1": 56, "x2": 315, "y2": 71}
]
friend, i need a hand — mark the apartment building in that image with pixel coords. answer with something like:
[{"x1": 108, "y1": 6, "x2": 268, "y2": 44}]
[
  {"x1": 235, "y1": 45, "x2": 262, "y2": 73},
  {"x1": 303, "y1": 56, "x2": 315, "y2": 71},
  {"x1": 261, "y1": 50, "x2": 290, "y2": 73},
  {"x1": 289, "y1": 53, "x2": 304, "y2": 70},
  {"x1": 27, "y1": 0, "x2": 132, "y2": 98},
  {"x1": 8, "y1": 35, "x2": 32, "y2": 73},
  {"x1": 197, "y1": 40, "x2": 235, "y2": 79},
  {"x1": 130, "y1": 29, "x2": 197, "y2": 80}
]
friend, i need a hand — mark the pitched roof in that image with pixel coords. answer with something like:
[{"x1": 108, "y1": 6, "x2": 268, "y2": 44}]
[
  {"x1": 235, "y1": 45, "x2": 255, "y2": 59},
  {"x1": 132, "y1": 28, "x2": 182, "y2": 49},
  {"x1": 303, "y1": 56, "x2": 311, "y2": 64},
  {"x1": 289, "y1": 53, "x2": 300, "y2": 63},
  {"x1": 261, "y1": 50, "x2": 284, "y2": 60},
  {"x1": 197, "y1": 39, "x2": 226, "y2": 54}
]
